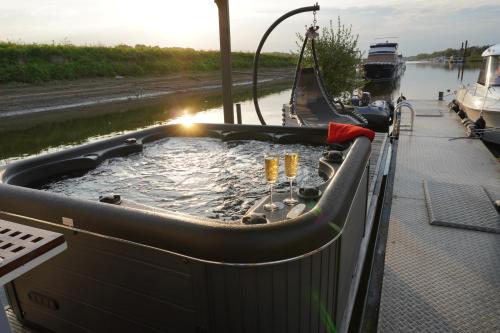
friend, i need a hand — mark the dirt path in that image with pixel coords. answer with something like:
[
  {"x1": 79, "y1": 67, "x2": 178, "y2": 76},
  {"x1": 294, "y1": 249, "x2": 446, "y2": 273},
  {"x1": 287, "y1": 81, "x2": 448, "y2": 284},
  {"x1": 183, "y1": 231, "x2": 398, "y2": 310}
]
[{"x1": 0, "y1": 69, "x2": 294, "y2": 118}]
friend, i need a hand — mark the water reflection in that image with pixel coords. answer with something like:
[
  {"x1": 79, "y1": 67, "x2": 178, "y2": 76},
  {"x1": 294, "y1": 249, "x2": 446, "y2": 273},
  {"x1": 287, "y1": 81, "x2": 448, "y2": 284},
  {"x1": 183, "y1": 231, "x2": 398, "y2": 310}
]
[
  {"x1": 0, "y1": 83, "x2": 291, "y2": 162},
  {"x1": 363, "y1": 78, "x2": 401, "y2": 101},
  {"x1": 0, "y1": 62, "x2": 484, "y2": 163},
  {"x1": 363, "y1": 62, "x2": 480, "y2": 101},
  {"x1": 167, "y1": 88, "x2": 291, "y2": 126},
  {"x1": 410, "y1": 61, "x2": 482, "y2": 71}
]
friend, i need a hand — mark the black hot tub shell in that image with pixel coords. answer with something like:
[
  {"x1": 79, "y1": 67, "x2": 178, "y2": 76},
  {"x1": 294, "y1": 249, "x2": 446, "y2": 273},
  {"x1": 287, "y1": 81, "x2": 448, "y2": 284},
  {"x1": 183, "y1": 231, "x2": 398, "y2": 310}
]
[{"x1": 0, "y1": 123, "x2": 370, "y2": 333}]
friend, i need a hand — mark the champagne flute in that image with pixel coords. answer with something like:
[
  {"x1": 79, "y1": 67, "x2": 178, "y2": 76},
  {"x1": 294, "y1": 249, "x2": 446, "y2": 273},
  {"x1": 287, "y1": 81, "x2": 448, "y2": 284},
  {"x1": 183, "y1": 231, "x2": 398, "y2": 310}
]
[
  {"x1": 283, "y1": 151, "x2": 299, "y2": 206},
  {"x1": 264, "y1": 154, "x2": 279, "y2": 211}
]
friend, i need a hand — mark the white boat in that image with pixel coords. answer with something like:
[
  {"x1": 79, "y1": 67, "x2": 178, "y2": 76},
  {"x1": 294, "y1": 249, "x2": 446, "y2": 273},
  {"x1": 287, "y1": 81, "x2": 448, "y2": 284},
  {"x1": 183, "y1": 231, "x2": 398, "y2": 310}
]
[{"x1": 455, "y1": 43, "x2": 500, "y2": 126}]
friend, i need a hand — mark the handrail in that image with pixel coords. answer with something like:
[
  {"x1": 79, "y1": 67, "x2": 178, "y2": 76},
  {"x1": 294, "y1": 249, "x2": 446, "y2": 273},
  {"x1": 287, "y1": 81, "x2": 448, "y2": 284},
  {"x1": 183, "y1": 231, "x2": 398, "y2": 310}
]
[{"x1": 391, "y1": 100, "x2": 414, "y2": 138}]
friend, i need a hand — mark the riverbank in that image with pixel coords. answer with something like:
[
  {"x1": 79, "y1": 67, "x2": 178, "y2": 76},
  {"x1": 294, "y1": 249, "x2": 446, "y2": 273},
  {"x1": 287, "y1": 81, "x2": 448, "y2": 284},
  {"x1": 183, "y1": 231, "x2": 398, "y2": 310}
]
[
  {"x1": 0, "y1": 68, "x2": 294, "y2": 130},
  {"x1": 0, "y1": 81, "x2": 292, "y2": 162}
]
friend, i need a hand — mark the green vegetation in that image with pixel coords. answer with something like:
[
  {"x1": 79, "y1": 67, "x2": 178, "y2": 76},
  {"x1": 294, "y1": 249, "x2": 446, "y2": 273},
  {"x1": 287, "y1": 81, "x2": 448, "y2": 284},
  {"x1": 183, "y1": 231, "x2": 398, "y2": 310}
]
[
  {"x1": 0, "y1": 43, "x2": 296, "y2": 84},
  {"x1": 407, "y1": 45, "x2": 489, "y2": 62},
  {"x1": 297, "y1": 17, "x2": 364, "y2": 98}
]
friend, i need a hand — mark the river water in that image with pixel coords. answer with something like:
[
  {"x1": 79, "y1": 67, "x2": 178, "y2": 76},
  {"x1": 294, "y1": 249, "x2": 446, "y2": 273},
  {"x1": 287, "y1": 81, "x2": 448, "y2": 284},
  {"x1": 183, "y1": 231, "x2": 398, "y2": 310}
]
[{"x1": 0, "y1": 62, "x2": 482, "y2": 164}]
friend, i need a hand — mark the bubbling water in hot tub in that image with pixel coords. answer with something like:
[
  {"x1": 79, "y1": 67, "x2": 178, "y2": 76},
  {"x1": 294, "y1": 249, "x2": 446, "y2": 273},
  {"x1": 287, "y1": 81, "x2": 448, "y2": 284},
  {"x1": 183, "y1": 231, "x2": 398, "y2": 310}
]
[{"x1": 42, "y1": 138, "x2": 327, "y2": 220}]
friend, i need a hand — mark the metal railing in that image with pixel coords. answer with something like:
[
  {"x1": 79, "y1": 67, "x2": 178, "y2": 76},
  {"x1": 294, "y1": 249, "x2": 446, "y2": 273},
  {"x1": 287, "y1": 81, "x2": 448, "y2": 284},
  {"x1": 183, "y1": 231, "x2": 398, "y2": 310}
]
[{"x1": 392, "y1": 100, "x2": 414, "y2": 138}]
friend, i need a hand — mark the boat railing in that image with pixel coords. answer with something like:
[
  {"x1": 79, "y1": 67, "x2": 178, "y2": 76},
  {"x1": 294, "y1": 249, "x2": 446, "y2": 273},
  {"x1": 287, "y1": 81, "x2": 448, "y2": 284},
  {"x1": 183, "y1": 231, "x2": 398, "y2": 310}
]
[{"x1": 392, "y1": 100, "x2": 414, "y2": 137}]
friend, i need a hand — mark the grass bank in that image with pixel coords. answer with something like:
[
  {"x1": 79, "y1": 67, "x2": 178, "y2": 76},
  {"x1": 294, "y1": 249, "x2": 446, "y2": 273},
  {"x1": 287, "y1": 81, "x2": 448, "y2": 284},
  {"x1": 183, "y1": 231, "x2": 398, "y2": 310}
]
[
  {"x1": 0, "y1": 43, "x2": 296, "y2": 84},
  {"x1": 407, "y1": 45, "x2": 489, "y2": 62}
]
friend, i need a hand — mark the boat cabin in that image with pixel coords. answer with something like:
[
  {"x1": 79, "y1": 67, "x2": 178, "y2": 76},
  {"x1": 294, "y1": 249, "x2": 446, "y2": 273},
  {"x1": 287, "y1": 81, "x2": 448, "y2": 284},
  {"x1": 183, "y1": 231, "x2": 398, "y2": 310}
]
[
  {"x1": 477, "y1": 43, "x2": 500, "y2": 88},
  {"x1": 368, "y1": 42, "x2": 398, "y2": 55}
]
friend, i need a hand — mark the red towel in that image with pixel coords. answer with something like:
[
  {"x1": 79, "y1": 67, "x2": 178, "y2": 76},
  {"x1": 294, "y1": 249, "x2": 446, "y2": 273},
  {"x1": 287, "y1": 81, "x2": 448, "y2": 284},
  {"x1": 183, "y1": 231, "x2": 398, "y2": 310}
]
[{"x1": 327, "y1": 122, "x2": 375, "y2": 144}]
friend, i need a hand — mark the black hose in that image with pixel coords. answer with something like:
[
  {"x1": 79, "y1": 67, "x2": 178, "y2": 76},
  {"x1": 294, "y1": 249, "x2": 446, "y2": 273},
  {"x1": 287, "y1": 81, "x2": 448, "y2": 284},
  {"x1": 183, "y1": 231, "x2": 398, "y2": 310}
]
[{"x1": 252, "y1": 4, "x2": 320, "y2": 125}]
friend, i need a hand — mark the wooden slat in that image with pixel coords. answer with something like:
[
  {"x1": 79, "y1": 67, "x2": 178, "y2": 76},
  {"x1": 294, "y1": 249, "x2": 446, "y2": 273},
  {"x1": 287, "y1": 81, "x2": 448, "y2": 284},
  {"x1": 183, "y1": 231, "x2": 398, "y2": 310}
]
[
  {"x1": 0, "y1": 220, "x2": 65, "y2": 278},
  {"x1": 5, "y1": 307, "x2": 36, "y2": 333}
]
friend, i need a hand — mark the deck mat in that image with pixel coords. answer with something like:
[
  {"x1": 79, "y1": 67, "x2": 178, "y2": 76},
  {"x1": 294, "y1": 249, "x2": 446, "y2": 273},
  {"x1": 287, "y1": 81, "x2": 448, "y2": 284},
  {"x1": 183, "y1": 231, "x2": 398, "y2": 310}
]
[{"x1": 424, "y1": 180, "x2": 500, "y2": 234}]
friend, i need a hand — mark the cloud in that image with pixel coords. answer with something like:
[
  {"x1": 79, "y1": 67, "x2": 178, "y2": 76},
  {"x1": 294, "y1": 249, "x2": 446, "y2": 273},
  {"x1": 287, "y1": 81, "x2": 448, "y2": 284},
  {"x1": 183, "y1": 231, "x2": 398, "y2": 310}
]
[
  {"x1": 0, "y1": 0, "x2": 498, "y2": 55},
  {"x1": 311, "y1": 2, "x2": 499, "y2": 55}
]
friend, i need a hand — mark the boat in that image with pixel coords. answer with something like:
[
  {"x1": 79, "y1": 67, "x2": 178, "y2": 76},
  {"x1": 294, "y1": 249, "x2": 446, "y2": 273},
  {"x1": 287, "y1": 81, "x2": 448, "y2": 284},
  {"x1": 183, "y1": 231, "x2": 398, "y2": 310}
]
[
  {"x1": 455, "y1": 43, "x2": 500, "y2": 127},
  {"x1": 363, "y1": 40, "x2": 405, "y2": 81},
  {"x1": 452, "y1": 43, "x2": 500, "y2": 145},
  {"x1": 448, "y1": 55, "x2": 465, "y2": 64}
]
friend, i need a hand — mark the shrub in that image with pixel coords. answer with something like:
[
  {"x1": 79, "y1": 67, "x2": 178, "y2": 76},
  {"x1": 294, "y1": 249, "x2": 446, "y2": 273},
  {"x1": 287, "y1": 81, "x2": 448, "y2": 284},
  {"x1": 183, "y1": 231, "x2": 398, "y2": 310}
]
[{"x1": 297, "y1": 17, "x2": 363, "y2": 97}]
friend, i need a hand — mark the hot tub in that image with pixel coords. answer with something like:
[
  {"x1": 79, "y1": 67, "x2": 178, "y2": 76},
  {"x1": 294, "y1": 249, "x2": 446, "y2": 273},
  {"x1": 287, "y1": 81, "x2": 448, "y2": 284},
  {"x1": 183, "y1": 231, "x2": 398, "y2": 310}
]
[{"x1": 0, "y1": 123, "x2": 371, "y2": 333}]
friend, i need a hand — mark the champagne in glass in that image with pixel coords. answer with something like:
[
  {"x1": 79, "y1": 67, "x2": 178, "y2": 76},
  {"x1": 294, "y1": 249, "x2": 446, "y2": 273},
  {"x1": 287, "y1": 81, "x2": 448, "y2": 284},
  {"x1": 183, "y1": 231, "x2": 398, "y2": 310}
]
[
  {"x1": 264, "y1": 154, "x2": 280, "y2": 211},
  {"x1": 283, "y1": 151, "x2": 299, "y2": 205}
]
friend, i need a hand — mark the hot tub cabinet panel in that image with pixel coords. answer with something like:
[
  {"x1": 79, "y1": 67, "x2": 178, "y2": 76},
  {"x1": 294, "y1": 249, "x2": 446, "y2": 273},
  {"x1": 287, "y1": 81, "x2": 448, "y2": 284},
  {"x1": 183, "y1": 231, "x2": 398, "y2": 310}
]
[
  {"x1": 0, "y1": 123, "x2": 371, "y2": 333},
  {"x1": 1, "y1": 220, "x2": 206, "y2": 333},
  {"x1": 203, "y1": 168, "x2": 368, "y2": 333}
]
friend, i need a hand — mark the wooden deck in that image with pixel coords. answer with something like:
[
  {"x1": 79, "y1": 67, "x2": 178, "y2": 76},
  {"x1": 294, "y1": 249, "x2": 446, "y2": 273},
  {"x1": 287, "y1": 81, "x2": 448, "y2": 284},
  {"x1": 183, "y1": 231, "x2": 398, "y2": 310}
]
[{"x1": 3, "y1": 307, "x2": 35, "y2": 333}]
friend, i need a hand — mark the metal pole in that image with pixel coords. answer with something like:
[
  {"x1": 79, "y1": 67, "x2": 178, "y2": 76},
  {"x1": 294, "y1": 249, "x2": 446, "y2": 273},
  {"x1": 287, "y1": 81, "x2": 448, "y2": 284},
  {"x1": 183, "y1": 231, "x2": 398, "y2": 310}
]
[
  {"x1": 215, "y1": 0, "x2": 234, "y2": 124},
  {"x1": 235, "y1": 103, "x2": 242, "y2": 124},
  {"x1": 463, "y1": 40, "x2": 468, "y2": 63}
]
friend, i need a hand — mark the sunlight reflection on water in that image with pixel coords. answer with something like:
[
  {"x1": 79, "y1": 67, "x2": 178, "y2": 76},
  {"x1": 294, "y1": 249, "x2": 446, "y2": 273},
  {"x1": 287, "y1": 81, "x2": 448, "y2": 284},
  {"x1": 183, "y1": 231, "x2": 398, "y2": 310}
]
[{"x1": 167, "y1": 89, "x2": 291, "y2": 126}]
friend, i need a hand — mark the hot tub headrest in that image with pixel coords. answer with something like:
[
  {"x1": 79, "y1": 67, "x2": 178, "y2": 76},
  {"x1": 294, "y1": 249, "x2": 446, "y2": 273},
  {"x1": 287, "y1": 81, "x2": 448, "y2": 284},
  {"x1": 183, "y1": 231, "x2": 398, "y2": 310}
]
[
  {"x1": 99, "y1": 194, "x2": 122, "y2": 205},
  {"x1": 322, "y1": 150, "x2": 344, "y2": 164},
  {"x1": 242, "y1": 213, "x2": 268, "y2": 225}
]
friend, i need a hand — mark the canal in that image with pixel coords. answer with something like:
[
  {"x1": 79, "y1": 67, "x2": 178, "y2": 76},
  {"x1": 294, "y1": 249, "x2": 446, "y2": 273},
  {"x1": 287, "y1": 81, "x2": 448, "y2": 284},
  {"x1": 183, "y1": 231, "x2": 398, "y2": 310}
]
[{"x1": 0, "y1": 62, "x2": 482, "y2": 164}]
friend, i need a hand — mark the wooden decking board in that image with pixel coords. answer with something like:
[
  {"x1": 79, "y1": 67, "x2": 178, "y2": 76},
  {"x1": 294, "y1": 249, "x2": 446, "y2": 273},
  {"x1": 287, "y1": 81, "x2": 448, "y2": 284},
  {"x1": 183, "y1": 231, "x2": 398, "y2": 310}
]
[{"x1": 5, "y1": 307, "x2": 35, "y2": 333}]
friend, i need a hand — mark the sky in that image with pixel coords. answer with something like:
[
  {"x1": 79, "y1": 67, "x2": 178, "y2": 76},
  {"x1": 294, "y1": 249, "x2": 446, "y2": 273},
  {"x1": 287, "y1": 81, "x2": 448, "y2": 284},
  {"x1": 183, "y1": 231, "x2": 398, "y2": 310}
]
[{"x1": 0, "y1": 0, "x2": 498, "y2": 56}]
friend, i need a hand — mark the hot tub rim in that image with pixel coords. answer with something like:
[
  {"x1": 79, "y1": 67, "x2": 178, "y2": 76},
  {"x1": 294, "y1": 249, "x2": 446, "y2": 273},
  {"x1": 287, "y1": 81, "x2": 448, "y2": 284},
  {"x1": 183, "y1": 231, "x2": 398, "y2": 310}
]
[{"x1": 0, "y1": 124, "x2": 370, "y2": 265}]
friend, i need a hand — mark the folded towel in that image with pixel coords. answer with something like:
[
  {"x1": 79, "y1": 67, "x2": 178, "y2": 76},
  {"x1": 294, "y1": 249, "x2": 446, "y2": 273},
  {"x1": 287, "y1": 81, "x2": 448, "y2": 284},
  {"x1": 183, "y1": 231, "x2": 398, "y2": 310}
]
[{"x1": 327, "y1": 122, "x2": 375, "y2": 144}]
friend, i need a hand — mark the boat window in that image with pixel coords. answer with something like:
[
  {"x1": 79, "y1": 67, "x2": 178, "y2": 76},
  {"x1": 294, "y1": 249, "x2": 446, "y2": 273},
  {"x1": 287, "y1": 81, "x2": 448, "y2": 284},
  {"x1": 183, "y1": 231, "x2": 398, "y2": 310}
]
[
  {"x1": 369, "y1": 46, "x2": 396, "y2": 54},
  {"x1": 488, "y1": 55, "x2": 500, "y2": 86},
  {"x1": 477, "y1": 58, "x2": 487, "y2": 85}
]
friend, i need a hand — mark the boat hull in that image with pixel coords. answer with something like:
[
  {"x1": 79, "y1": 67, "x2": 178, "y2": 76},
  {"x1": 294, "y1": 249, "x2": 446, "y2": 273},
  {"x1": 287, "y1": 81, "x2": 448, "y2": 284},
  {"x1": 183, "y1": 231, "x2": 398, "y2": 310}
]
[
  {"x1": 456, "y1": 85, "x2": 500, "y2": 127},
  {"x1": 364, "y1": 63, "x2": 402, "y2": 81},
  {"x1": 455, "y1": 85, "x2": 500, "y2": 145}
]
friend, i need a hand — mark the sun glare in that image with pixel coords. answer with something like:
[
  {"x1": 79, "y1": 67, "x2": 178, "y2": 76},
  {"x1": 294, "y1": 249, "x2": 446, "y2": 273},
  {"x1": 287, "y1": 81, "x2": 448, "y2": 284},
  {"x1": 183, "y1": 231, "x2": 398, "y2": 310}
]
[
  {"x1": 118, "y1": 0, "x2": 218, "y2": 47},
  {"x1": 178, "y1": 113, "x2": 194, "y2": 127},
  {"x1": 168, "y1": 108, "x2": 223, "y2": 126}
]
